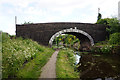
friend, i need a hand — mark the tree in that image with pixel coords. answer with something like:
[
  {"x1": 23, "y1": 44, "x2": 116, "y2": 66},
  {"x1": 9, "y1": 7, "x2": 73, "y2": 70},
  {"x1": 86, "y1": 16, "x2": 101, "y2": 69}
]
[
  {"x1": 96, "y1": 18, "x2": 120, "y2": 34},
  {"x1": 106, "y1": 18, "x2": 120, "y2": 34}
]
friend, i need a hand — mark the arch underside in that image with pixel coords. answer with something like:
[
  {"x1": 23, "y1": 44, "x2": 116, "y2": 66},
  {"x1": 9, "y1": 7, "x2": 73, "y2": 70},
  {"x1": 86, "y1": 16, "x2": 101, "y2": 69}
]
[{"x1": 49, "y1": 28, "x2": 94, "y2": 46}]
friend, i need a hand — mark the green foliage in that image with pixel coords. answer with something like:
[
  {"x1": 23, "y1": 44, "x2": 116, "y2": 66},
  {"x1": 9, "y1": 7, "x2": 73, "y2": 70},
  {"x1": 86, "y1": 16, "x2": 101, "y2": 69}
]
[
  {"x1": 100, "y1": 45, "x2": 113, "y2": 53},
  {"x1": 96, "y1": 18, "x2": 120, "y2": 34},
  {"x1": 2, "y1": 32, "x2": 10, "y2": 42},
  {"x1": 91, "y1": 45, "x2": 112, "y2": 54},
  {"x1": 95, "y1": 41, "x2": 108, "y2": 46},
  {"x1": 96, "y1": 18, "x2": 120, "y2": 54},
  {"x1": 91, "y1": 46, "x2": 101, "y2": 53},
  {"x1": 106, "y1": 18, "x2": 120, "y2": 34},
  {"x1": 109, "y1": 33, "x2": 120, "y2": 45},
  {"x1": 56, "y1": 49, "x2": 79, "y2": 78},
  {"x1": 53, "y1": 34, "x2": 80, "y2": 50},
  {"x1": 91, "y1": 44, "x2": 120, "y2": 54},
  {"x1": 96, "y1": 18, "x2": 109, "y2": 25},
  {"x1": 2, "y1": 32, "x2": 54, "y2": 78}
]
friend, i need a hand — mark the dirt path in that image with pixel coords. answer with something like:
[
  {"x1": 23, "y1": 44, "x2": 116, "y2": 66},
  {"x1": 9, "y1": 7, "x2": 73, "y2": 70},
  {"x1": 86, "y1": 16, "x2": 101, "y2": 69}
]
[{"x1": 39, "y1": 50, "x2": 59, "y2": 78}]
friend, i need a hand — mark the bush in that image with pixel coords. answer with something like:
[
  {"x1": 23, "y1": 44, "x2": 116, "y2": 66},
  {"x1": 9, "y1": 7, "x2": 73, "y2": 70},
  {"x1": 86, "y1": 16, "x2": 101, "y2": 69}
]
[{"x1": 109, "y1": 33, "x2": 120, "y2": 45}]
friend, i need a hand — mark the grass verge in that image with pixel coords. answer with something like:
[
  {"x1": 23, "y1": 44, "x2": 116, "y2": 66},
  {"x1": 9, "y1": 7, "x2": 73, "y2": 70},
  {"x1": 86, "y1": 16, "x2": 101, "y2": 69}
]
[
  {"x1": 16, "y1": 48, "x2": 54, "y2": 78},
  {"x1": 56, "y1": 49, "x2": 79, "y2": 78}
]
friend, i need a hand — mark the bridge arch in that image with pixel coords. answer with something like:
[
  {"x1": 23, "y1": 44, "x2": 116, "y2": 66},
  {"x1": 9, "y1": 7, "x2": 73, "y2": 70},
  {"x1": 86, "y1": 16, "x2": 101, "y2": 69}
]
[{"x1": 49, "y1": 27, "x2": 94, "y2": 47}]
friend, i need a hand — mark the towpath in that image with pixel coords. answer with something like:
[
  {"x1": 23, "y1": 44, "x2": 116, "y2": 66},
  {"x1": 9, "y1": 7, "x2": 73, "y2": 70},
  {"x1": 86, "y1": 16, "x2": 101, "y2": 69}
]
[{"x1": 39, "y1": 50, "x2": 59, "y2": 79}]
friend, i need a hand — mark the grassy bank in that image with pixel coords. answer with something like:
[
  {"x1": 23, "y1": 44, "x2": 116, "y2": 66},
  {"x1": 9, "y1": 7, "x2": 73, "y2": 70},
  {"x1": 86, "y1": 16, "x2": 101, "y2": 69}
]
[
  {"x1": 56, "y1": 49, "x2": 79, "y2": 78},
  {"x1": 2, "y1": 32, "x2": 54, "y2": 78}
]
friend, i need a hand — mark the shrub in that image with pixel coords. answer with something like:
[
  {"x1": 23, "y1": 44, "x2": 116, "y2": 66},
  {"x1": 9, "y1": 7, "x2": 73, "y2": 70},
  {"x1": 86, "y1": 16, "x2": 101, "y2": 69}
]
[{"x1": 109, "y1": 33, "x2": 120, "y2": 45}]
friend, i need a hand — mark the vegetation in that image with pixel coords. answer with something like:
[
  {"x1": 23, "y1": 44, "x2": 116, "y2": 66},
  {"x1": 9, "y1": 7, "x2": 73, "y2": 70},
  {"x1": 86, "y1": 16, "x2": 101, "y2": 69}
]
[
  {"x1": 92, "y1": 42, "x2": 120, "y2": 54},
  {"x1": 91, "y1": 45, "x2": 113, "y2": 54},
  {"x1": 96, "y1": 18, "x2": 120, "y2": 34},
  {"x1": 16, "y1": 47, "x2": 54, "y2": 78},
  {"x1": 53, "y1": 34, "x2": 80, "y2": 50},
  {"x1": 95, "y1": 17, "x2": 120, "y2": 54},
  {"x1": 109, "y1": 32, "x2": 120, "y2": 45},
  {"x1": 96, "y1": 18, "x2": 109, "y2": 25},
  {"x1": 56, "y1": 49, "x2": 79, "y2": 78},
  {"x1": 2, "y1": 32, "x2": 54, "y2": 78}
]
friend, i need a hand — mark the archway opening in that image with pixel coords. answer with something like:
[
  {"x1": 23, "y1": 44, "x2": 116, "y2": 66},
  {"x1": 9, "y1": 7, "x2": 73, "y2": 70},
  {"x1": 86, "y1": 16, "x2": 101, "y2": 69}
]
[{"x1": 49, "y1": 28, "x2": 94, "y2": 51}]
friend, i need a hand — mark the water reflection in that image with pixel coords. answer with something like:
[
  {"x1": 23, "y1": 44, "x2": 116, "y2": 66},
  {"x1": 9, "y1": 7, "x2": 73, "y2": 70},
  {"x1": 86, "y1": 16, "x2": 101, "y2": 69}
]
[
  {"x1": 74, "y1": 51, "x2": 81, "y2": 64},
  {"x1": 95, "y1": 78, "x2": 114, "y2": 80},
  {"x1": 73, "y1": 51, "x2": 120, "y2": 80},
  {"x1": 75, "y1": 54, "x2": 81, "y2": 64}
]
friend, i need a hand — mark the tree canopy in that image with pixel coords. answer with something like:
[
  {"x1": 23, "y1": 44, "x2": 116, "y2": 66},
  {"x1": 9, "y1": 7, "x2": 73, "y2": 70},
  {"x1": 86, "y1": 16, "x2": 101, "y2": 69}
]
[{"x1": 96, "y1": 18, "x2": 120, "y2": 34}]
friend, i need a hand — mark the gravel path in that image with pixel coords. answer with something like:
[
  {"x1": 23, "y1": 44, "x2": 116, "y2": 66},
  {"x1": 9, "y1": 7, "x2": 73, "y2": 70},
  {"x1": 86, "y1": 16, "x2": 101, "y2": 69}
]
[{"x1": 39, "y1": 50, "x2": 59, "y2": 79}]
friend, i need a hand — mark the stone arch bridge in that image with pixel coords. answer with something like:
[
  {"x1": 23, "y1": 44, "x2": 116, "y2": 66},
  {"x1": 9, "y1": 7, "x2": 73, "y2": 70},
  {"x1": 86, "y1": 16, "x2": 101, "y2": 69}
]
[{"x1": 16, "y1": 22, "x2": 108, "y2": 50}]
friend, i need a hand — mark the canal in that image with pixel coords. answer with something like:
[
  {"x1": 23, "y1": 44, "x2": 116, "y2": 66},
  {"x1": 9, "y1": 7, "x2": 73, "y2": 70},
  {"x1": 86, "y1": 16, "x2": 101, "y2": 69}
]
[{"x1": 74, "y1": 51, "x2": 120, "y2": 80}]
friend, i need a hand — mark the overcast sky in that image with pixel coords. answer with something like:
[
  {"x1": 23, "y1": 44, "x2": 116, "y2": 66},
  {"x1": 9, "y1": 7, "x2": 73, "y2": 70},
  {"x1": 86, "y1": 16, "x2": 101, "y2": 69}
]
[{"x1": 0, "y1": 0, "x2": 119, "y2": 35}]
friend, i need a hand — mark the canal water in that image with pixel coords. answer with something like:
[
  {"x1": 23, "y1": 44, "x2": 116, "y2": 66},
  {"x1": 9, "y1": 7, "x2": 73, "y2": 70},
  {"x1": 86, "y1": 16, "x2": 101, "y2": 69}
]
[
  {"x1": 75, "y1": 54, "x2": 81, "y2": 64},
  {"x1": 74, "y1": 51, "x2": 119, "y2": 80},
  {"x1": 74, "y1": 51, "x2": 81, "y2": 64}
]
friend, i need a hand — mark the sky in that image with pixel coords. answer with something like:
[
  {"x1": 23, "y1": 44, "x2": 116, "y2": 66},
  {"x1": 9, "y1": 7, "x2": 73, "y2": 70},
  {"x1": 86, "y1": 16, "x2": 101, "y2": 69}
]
[{"x1": 0, "y1": 0, "x2": 120, "y2": 35}]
